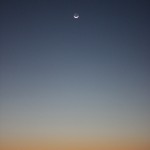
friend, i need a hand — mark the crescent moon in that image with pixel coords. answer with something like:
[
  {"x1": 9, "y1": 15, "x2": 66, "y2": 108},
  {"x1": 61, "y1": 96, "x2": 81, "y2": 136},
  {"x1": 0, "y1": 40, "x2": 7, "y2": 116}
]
[{"x1": 74, "y1": 13, "x2": 79, "y2": 19}]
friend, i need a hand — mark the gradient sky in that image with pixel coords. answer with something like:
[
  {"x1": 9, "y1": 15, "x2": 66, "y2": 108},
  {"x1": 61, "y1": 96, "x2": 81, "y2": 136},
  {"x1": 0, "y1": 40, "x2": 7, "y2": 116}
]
[{"x1": 0, "y1": 0, "x2": 150, "y2": 149}]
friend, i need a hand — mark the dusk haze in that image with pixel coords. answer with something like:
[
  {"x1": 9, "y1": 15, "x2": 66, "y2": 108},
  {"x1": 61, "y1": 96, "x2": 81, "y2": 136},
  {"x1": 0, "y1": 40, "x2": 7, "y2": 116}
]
[{"x1": 0, "y1": 0, "x2": 150, "y2": 150}]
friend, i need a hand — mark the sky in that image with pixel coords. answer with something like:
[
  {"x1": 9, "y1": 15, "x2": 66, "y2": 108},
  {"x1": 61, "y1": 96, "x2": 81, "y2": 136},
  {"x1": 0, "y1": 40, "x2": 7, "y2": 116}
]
[{"x1": 0, "y1": 0, "x2": 150, "y2": 150}]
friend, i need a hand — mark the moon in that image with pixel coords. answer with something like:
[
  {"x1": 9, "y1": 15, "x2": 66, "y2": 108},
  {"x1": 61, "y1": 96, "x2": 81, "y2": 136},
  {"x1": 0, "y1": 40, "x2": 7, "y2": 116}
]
[{"x1": 74, "y1": 13, "x2": 79, "y2": 19}]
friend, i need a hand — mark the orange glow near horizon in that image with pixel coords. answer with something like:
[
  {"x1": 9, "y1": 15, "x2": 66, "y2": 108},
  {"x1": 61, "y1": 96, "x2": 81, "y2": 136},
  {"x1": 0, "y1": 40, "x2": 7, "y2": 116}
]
[{"x1": 1, "y1": 135, "x2": 150, "y2": 150}]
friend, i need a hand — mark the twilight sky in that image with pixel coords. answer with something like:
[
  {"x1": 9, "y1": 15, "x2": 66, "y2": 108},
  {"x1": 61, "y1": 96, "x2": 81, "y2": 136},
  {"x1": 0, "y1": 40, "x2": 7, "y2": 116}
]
[{"x1": 0, "y1": 0, "x2": 150, "y2": 149}]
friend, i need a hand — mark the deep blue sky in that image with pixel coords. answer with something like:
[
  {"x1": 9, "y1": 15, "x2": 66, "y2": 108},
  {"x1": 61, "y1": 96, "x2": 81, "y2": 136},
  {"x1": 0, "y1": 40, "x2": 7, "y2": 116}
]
[{"x1": 0, "y1": 0, "x2": 150, "y2": 140}]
